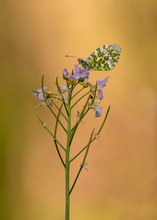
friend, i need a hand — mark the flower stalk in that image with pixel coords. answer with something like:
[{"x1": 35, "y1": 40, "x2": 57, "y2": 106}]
[
  {"x1": 65, "y1": 92, "x2": 72, "y2": 220},
  {"x1": 33, "y1": 65, "x2": 111, "y2": 220}
]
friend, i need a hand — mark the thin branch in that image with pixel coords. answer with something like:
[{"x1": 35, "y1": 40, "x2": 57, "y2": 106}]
[
  {"x1": 37, "y1": 115, "x2": 66, "y2": 152},
  {"x1": 70, "y1": 136, "x2": 95, "y2": 163},
  {"x1": 53, "y1": 102, "x2": 66, "y2": 167},
  {"x1": 52, "y1": 99, "x2": 68, "y2": 121},
  {"x1": 41, "y1": 74, "x2": 67, "y2": 133},
  {"x1": 69, "y1": 94, "x2": 91, "y2": 148},
  {"x1": 97, "y1": 105, "x2": 110, "y2": 135},
  {"x1": 70, "y1": 105, "x2": 111, "y2": 163},
  {"x1": 71, "y1": 87, "x2": 84, "y2": 100},
  {"x1": 71, "y1": 89, "x2": 92, "y2": 109},
  {"x1": 69, "y1": 129, "x2": 95, "y2": 194}
]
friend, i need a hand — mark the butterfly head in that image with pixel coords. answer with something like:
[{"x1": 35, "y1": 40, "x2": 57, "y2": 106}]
[{"x1": 78, "y1": 58, "x2": 89, "y2": 71}]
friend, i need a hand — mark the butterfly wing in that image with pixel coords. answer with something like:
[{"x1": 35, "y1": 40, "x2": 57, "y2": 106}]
[{"x1": 79, "y1": 44, "x2": 121, "y2": 71}]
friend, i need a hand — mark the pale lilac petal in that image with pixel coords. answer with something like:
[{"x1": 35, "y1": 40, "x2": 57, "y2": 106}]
[
  {"x1": 95, "y1": 107, "x2": 102, "y2": 117},
  {"x1": 98, "y1": 90, "x2": 103, "y2": 100},
  {"x1": 72, "y1": 71, "x2": 89, "y2": 80},
  {"x1": 96, "y1": 77, "x2": 109, "y2": 100},
  {"x1": 74, "y1": 65, "x2": 81, "y2": 73},
  {"x1": 97, "y1": 77, "x2": 109, "y2": 90},
  {"x1": 63, "y1": 68, "x2": 72, "y2": 80},
  {"x1": 91, "y1": 103, "x2": 102, "y2": 117},
  {"x1": 72, "y1": 65, "x2": 90, "y2": 81},
  {"x1": 60, "y1": 84, "x2": 71, "y2": 94},
  {"x1": 33, "y1": 87, "x2": 47, "y2": 101}
]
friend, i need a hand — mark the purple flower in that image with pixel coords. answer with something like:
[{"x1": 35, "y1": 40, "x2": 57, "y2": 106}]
[
  {"x1": 33, "y1": 87, "x2": 47, "y2": 102},
  {"x1": 63, "y1": 68, "x2": 71, "y2": 80},
  {"x1": 63, "y1": 65, "x2": 90, "y2": 84},
  {"x1": 59, "y1": 84, "x2": 71, "y2": 101},
  {"x1": 96, "y1": 77, "x2": 109, "y2": 100},
  {"x1": 91, "y1": 103, "x2": 102, "y2": 117},
  {"x1": 72, "y1": 65, "x2": 90, "y2": 81},
  {"x1": 60, "y1": 84, "x2": 71, "y2": 94}
]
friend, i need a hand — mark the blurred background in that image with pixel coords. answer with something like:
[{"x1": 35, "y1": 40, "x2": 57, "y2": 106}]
[{"x1": 0, "y1": 0, "x2": 157, "y2": 219}]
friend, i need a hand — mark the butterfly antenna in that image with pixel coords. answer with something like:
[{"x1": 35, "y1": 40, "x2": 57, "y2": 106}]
[{"x1": 65, "y1": 55, "x2": 79, "y2": 59}]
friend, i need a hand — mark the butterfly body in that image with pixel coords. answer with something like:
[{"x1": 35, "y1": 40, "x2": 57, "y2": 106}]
[{"x1": 78, "y1": 44, "x2": 121, "y2": 71}]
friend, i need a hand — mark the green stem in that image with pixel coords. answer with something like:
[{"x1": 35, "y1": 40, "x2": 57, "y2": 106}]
[
  {"x1": 69, "y1": 129, "x2": 94, "y2": 194},
  {"x1": 65, "y1": 93, "x2": 72, "y2": 220},
  {"x1": 71, "y1": 89, "x2": 92, "y2": 109},
  {"x1": 70, "y1": 105, "x2": 111, "y2": 163},
  {"x1": 52, "y1": 100, "x2": 68, "y2": 121},
  {"x1": 37, "y1": 115, "x2": 65, "y2": 152},
  {"x1": 65, "y1": 150, "x2": 70, "y2": 220},
  {"x1": 54, "y1": 103, "x2": 66, "y2": 168},
  {"x1": 69, "y1": 95, "x2": 91, "y2": 147},
  {"x1": 71, "y1": 87, "x2": 84, "y2": 100},
  {"x1": 70, "y1": 137, "x2": 94, "y2": 163},
  {"x1": 97, "y1": 105, "x2": 110, "y2": 135}
]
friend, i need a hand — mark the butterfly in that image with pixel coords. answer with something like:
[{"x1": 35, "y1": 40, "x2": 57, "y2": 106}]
[
  {"x1": 66, "y1": 44, "x2": 121, "y2": 71},
  {"x1": 79, "y1": 44, "x2": 121, "y2": 71}
]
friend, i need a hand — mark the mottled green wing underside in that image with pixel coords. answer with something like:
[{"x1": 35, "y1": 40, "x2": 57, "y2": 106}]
[{"x1": 78, "y1": 44, "x2": 121, "y2": 71}]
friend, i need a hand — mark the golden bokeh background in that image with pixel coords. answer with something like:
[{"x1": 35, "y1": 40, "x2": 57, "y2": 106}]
[{"x1": 0, "y1": 0, "x2": 157, "y2": 219}]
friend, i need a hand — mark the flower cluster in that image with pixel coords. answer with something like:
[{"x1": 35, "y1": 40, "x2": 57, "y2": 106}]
[
  {"x1": 33, "y1": 65, "x2": 109, "y2": 117},
  {"x1": 63, "y1": 65, "x2": 90, "y2": 84},
  {"x1": 33, "y1": 64, "x2": 112, "y2": 220}
]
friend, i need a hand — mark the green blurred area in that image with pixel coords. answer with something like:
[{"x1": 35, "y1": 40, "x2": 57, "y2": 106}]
[{"x1": 0, "y1": 0, "x2": 157, "y2": 219}]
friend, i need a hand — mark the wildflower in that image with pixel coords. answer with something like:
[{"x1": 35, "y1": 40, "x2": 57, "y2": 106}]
[
  {"x1": 72, "y1": 65, "x2": 90, "y2": 81},
  {"x1": 63, "y1": 68, "x2": 71, "y2": 80},
  {"x1": 91, "y1": 103, "x2": 102, "y2": 117},
  {"x1": 33, "y1": 87, "x2": 54, "y2": 106},
  {"x1": 60, "y1": 84, "x2": 71, "y2": 94},
  {"x1": 63, "y1": 65, "x2": 90, "y2": 85},
  {"x1": 60, "y1": 84, "x2": 71, "y2": 101},
  {"x1": 96, "y1": 77, "x2": 109, "y2": 100},
  {"x1": 33, "y1": 87, "x2": 47, "y2": 102}
]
